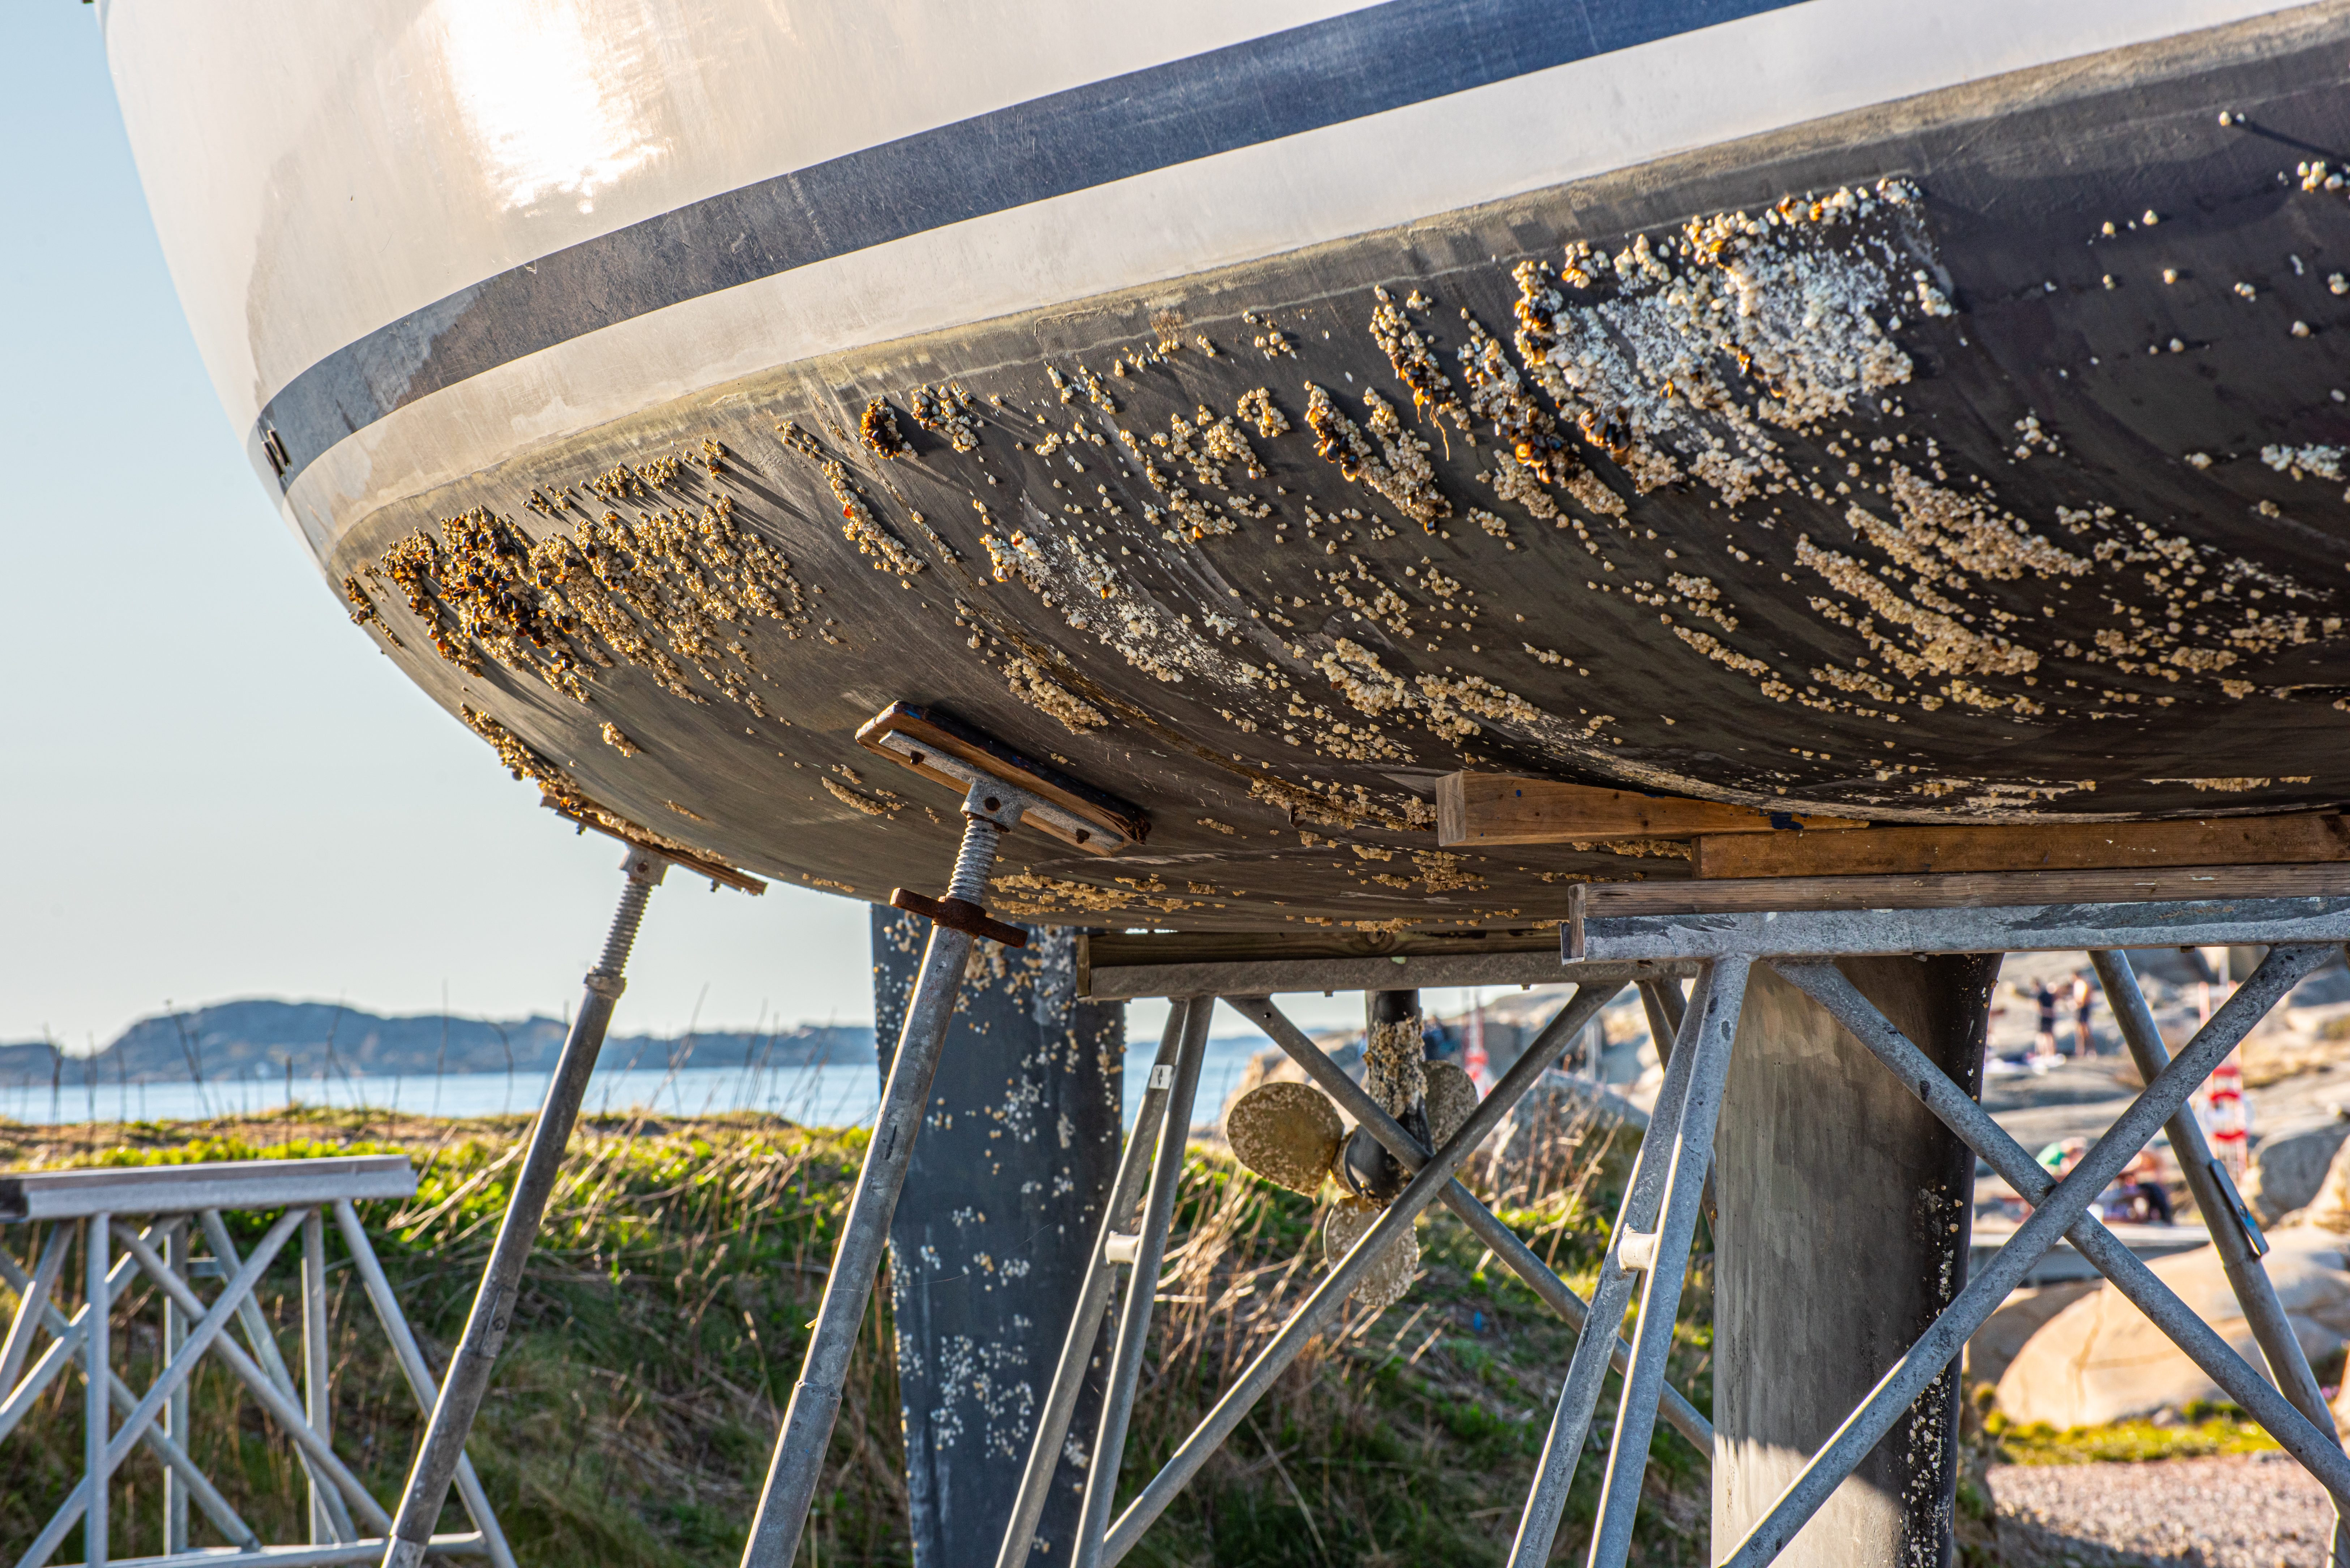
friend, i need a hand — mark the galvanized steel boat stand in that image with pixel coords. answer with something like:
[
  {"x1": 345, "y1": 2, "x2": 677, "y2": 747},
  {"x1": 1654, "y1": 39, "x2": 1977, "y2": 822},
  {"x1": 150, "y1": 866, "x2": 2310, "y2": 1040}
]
[
  {"x1": 0, "y1": 1155, "x2": 514, "y2": 1568},
  {"x1": 962, "y1": 886, "x2": 2350, "y2": 1568},
  {"x1": 380, "y1": 844, "x2": 672, "y2": 1568},
  {"x1": 739, "y1": 706, "x2": 1148, "y2": 1568}
]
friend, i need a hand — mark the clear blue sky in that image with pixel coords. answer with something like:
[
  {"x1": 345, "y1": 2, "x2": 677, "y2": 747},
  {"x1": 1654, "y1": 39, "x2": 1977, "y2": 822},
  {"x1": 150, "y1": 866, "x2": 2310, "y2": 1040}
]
[
  {"x1": 0, "y1": 8, "x2": 1397, "y2": 1052},
  {"x1": 0, "y1": 4, "x2": 884, "y2": 1050}
]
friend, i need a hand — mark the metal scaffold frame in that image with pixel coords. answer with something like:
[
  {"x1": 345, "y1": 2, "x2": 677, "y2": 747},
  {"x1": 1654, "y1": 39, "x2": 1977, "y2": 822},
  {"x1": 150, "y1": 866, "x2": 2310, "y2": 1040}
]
[
  {"x1": 643, "y1": 704, "x2": 2350, "y2": 1566},
  {"x1": 0, "y1": 1156, "x2": 514, "y2": 1568},
  {"x1": 960, "y1": 888, "x2": 2350, "y2": 1568}
]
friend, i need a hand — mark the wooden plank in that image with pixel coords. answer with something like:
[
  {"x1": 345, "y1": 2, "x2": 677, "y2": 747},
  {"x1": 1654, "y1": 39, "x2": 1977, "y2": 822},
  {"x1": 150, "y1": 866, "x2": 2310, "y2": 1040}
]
[
  {"x1": 1692, "y1": 813, "x2": 2349, "y2": 880},
  {"x1": 1076, "y1": 926, "x2": 1560, "y2": 996},
  {"x1": 1437, "y1": 771, "x2": 1864, "y2": 847},
  {"x1": 1571, "y1": 860, "x2": 2350, "y2": 920}
]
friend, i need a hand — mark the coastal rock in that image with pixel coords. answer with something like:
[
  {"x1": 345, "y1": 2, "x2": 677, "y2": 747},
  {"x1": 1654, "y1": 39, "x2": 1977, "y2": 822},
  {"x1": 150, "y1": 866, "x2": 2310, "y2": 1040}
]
[
  {"x1": 1995, "y1": 1232, "x2": 2350, "y2": 1426},
  {"x1": 2246, "y1": 1113, "x2": 2350, "y2": 1225}
]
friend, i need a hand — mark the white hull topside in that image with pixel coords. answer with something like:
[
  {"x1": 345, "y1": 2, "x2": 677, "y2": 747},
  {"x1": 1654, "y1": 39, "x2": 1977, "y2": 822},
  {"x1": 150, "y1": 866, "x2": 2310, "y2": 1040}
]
[{"x1": 105, "y1": 0, "x2": 2310, "y2": 565}]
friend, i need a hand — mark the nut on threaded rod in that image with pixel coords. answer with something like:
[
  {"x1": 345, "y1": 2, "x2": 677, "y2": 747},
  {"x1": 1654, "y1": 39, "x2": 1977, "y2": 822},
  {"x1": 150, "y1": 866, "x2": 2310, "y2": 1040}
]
[
  {"x1": 889, "y1": 781, "x2": 1035, "y2": 947},
  {"x1": 586, "y1": 850, "x2": 667, "y2": 999}
]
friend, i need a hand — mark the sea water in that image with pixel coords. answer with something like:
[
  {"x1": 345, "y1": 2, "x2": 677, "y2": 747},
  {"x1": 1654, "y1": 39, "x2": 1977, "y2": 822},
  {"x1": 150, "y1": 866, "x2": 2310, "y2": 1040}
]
[{"x1": 2, "y1": 1031, "x2": 1285, "y2": 1133}]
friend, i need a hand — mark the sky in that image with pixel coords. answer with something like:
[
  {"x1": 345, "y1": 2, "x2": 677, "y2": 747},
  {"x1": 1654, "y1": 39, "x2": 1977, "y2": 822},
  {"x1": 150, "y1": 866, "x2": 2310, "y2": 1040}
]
[{"x1": 0, "y1": 6, "x2": 1385, "y2": 1053}]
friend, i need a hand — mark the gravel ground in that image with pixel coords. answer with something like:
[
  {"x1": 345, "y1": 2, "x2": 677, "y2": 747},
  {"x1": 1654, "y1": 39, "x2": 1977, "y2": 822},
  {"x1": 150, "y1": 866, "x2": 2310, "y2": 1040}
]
[{"x1": 1988, "y1": 1453, "x2": 2338, "y2": 1567}]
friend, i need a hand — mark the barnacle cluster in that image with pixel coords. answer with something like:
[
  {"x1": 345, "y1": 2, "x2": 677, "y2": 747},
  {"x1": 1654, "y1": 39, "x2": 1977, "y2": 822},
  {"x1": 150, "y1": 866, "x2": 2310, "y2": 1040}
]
[
  {"x1": 458, "y1": 704, "x2": 739, "y2": 869},
  {"x1": 363, "y1": 482, "x2": 808, "y2": 719}
]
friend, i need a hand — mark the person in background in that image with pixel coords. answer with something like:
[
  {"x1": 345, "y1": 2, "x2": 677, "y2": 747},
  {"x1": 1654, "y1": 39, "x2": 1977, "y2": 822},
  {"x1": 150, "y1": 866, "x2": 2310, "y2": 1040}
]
[
  {"x1": 2071, "y1": 971, "x2": 2098, "y2": 1057},
  {"x1": 2033, "y1": 979, "x2": 2061, "y2": 1070},
  {"x1": 2036, "y1": 1138, "x2": 2086, "y2": 1182},
  {"x1": 2017, "y1": 1139, "x2": 2088, "y2": 1218},
  {"x1": 2101, "y1": 1149, "x2": 2176, "y2": 1225}
]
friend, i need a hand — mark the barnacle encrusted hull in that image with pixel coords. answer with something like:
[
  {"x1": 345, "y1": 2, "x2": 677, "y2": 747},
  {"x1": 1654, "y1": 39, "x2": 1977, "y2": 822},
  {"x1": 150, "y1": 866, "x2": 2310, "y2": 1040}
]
[{"x1": 115, "y1": 3, "x2": 2350, "y2": 932}]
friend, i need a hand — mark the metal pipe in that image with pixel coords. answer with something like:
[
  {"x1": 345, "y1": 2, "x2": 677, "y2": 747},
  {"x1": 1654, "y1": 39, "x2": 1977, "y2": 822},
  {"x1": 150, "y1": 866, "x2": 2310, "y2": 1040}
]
[
  {"x1": 2093, "y1": 952, "x2": 2333, "y2": 1406},
  {"x1": 303, "y1": 1211, "x2": 334, "y2": 1545},
  {"x1": 1227, "y1": 995, "x2": 1711, "y2": 1455},
  {"x1": 995, "y1": 1004, "x2": 1195, "y2": 1568},
  {"x1": 1777, "y1": 956, "x2": 2350, "y2": 1497},
  {"x1": 1634, "y1": 980, "x2": 1684, "y2": 1068},
  {"x1": 1099, "y1": 981, "x2": 1620, "y2": 1566},
  {"x1": 1585, "y1": 956, "x2": 1748, "y2": 1568},
  {"x1": 86, "y1": 1212, "x2": 109, "y2": 1568},
  {"x1": 1719, "y1": 942, "x2": 2339, "y2": 1567},
  {"x1": 2092, "y1": 949, "x2": 2349, "y2": 1566},
  {"x1": 741, "y1": 801, "x2": 1020, "y2": 1568},
  {"x1": 333, "y1": 1201, "x2": 518, "y2": 1568},
  {"x1": 382, "y1": 848, "x2": 665, "y2": 1568},
  {"x1": 0, "y1": 1233, "x2": 258, "y2": 1553},
  {"x1": 111, "y1": 1217, "x2": 397, "y2": 1535},
  {"x1": 0, "y1": 1225, "x2": 70, "y2": 1397},
  {"x1": 1508, "y1": 963, "x2": 1720, "y2": 1568},
  {"x1": 165, "y1": 1220, "x2": 190, "y2": 1555},
  {"x1": 1072, "y1": 999, "x2": 1213, "y2": 1568},
  {"x1": 199, "y1": 1208, "x2": 355, "y2": 1543},
  {"x1": 0, "y1": 1250, "x2": 141, "y2": 1446}
]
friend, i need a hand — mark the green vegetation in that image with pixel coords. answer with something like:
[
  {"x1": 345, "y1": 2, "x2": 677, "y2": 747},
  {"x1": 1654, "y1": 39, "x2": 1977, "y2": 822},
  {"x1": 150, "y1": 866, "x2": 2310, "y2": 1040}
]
[
  {"x1": 0, "y1": 1106, "x2": 1711, "y2": 1565},
  {"x1": 1980, "y1": 1401, "x2": 2281, "y2": 1466}
]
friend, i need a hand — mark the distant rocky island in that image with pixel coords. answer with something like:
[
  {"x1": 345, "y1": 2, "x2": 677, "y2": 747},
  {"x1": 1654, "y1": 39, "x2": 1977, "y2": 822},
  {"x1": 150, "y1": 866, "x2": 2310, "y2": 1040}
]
[{"x1": 0, "y1": 1000, "x2": 875, "y2": 1089}]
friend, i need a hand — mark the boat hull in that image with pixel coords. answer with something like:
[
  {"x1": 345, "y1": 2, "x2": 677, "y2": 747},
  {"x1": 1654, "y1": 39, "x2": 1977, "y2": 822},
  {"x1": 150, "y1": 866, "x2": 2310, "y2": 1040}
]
[{"x1": 105, "y1": 0, "x2": 2350, "y2": 930}]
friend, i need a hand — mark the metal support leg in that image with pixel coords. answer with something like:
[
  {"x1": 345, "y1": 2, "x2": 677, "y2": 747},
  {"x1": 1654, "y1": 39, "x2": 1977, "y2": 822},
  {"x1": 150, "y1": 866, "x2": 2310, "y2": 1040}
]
[
  {"x1": 1097, "y1": 981, "x2": 1621, "y2": 1566},
  {"x1": 164, "y1": 1220, "x2": 190, "y2": 1556},
  {"x1": 2099, "y1": 950, "x2": 2347, "y2": 1564},
  {"x1": 0, "y1": 1225, "x2": 69, "y2": 1400},
  {"x1": 1635, "y1": 978, "x2": 1685, "y2": 1066},
  {"x1": 1508, "y1": 963, "x2": 1729, "y2": 1568},
  {"x1": 1587, "y1": 958, "x2": 1745, "y2": 1568},
  {"x1": 303, "y1": 1209, "x2": 336, "y2": 1545},
  {"x1": 742, "y1": 781, "x2": 1043, "y2": 1568},
  {"x1": 1717, "y1": 943, "x2": 2341, "y2": 1567},
  {"x1": 996, "y1": 1003, "x2": 1195, "y2": 1568},
  {"x1": 1071, "y1": 998, "x2": 1213, "y2": 1568},
  {"x1": 85, "y1": 1213, "x2": 108, "y2": 1568},
  {"x1": 1227, "y1": 995, "x2": 1712, "y2": 1456},
  {"x1": 382, "y1": 847, "x2": 666, "y2": 1568},
  {"x1": 1507, "y1": 959, "x2": 1746, "y2": 1568}
]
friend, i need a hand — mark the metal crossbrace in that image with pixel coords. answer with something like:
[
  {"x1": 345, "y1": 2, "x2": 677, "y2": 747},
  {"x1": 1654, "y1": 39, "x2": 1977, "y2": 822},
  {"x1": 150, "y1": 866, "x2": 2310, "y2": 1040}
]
[
  {"x1": 1514, "y1": 890, "x2": 2350, "y2": 1568},
  {"x1": 1509, "y1": 957, "x2": 1747, "y2": 1568},
  {"x1": 740, "y1": 772, "x2": 1056, "y2": 1568},
  {"x1": 1226, "y1": 995, "x2": 1713, "y2": 1457},
  {"x1": 1081, "y1": 980, "x2": 1629, "y2": 1565},
  {"x1": 995, "y1": 1001, "x2": 1206, "y2": 1568},
  {"x1": 2088, "y1": 950, "x2": 2350, "y2": 1568},
  {"x1": 0, "y1": 1201, "x2": 512, "y2": 1568},
  {"x1": 1071, "y1": 999, "x2": 1214, "y2": 1568}
]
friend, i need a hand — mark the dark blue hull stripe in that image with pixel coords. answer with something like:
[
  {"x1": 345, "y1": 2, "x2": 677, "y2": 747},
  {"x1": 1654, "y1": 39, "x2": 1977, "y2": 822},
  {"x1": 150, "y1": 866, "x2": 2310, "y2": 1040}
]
[{"x1": 257, "y1": 0, "x2": 1810, "y2": 490}]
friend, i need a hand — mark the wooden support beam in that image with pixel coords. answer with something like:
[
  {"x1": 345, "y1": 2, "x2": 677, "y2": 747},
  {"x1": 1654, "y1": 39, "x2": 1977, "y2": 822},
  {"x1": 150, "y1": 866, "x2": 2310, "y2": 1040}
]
[
  {"x1": 1691, "y1": 813, "x2": 2349, "y2": 880},
  {"x1": 1437, "y1": 772, "x2": 1864, "y2": 847}
]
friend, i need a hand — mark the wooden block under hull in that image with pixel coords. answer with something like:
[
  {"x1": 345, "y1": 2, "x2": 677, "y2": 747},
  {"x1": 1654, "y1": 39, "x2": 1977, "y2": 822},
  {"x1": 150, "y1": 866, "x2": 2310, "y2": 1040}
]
[
  {"x1": 1438, "y1": 772, "x2": 1865, "y2": 845},
  {"x1": 1691, "y1": 813, "x2": 2350, "y2": 879}
]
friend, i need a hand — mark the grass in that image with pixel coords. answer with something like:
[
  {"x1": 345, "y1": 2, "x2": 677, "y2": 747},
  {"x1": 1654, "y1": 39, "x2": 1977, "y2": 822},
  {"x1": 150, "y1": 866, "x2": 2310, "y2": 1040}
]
[
  {"x1": 0, "y1": 1101, "x2": 1712, "y2": 1566},
  {"x1": 1980, "y1": 1400, "x2": 2282, "y2": 1466}
]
